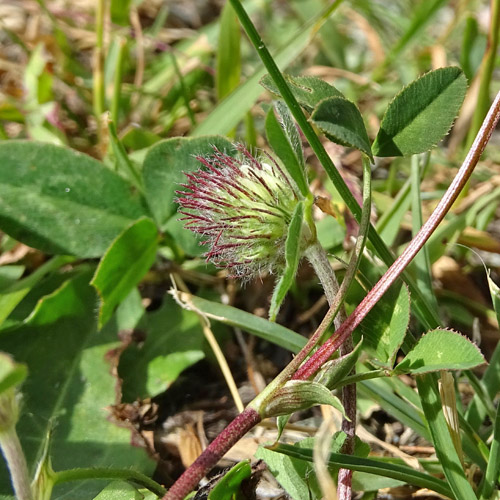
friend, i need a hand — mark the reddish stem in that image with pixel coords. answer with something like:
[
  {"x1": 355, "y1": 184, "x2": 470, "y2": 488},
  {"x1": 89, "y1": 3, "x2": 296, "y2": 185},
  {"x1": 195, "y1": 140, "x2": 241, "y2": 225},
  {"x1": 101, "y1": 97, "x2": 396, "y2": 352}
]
[
  {"x1": 293, "y1": 90, "x2": 500, "y2": 381},
  {"x1": 338, "y1": 340, "x2": 356, "y2": 500},
  {"x1": 162, "y1": 408, "x2": 261, "y2": 500}
]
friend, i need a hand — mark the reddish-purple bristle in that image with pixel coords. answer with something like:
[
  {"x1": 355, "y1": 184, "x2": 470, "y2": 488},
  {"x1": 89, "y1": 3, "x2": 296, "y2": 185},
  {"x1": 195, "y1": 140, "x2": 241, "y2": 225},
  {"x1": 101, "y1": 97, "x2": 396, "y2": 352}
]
[
  {"x1": 237, "y1": 144, "x2": 262, "y2": 170},
  {"x1": 262, "y1": 150, "x2": 299, "y2": 198},
  {"x1": 230, "y1": 234, "x2": 272, "y2": 240},
  {"x1": 247, "y1": 169, "x2": 274, "y2": 199}
]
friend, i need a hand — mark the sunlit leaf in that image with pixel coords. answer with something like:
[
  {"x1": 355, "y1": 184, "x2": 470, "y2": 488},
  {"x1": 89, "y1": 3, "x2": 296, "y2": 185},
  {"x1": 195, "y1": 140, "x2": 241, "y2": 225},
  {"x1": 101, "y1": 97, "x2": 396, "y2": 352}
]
[
  {"x1": 372, "y1": 67, "x2": 467, "y2": 157},
  {"x1": 91, "y1": 218, "x2": 159, "y2": 328},
  {"x1": 0, "y1": 142, "x2": 147, "y2": 258},
  {"x1": 394, "y1": 329, "x2": 486, "y2": 374},
  {"x1": 311, "y1": 97, "x2": 373, "y2": 160}
]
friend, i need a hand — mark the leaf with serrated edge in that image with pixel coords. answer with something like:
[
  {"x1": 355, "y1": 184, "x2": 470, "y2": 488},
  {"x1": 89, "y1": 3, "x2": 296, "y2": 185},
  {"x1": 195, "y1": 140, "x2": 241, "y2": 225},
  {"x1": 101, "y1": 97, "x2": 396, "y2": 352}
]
[
  {"x1": 311, "y1": 96, "x2": 373, "y2": 161},
  {"x1": 372, "y1": 67, "x2": 467, "y2": 157},
  {"x1": 394, "y1": 329, "x2": 485, "y2": 374}
]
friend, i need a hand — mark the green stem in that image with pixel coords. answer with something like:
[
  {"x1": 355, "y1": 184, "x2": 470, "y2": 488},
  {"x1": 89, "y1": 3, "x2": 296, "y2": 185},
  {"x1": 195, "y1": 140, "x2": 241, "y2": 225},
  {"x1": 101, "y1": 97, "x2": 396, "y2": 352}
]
[
  {"x1": 478, "y1": 403, "x2": 500, "y2": 500},
  {"x1": 305, "y1": 241, "x2": 341, "y2": 310},
  {"x1": 110, "y1": 37, "x2": 126, "y2": 126},
  {"x1": 53, "y1": 467, "x2": 166, "y2": 497},
  {"x1": 170, "y1": 52, "x2": 196, "y2": 127},
  {"x1": 228, "y1": 0, "x2": 440, "y2": 332},
  {"x1": 410, "y1": 153, "x2": 438, "y2": 313},
  {"x1": 93, "y1": 0, "x2": 106, "y2": 126},
  {"x1": 466, "y1": 0, "x2": 500, "y2": 148},
  {"x1": 0, "y1": 426, "x2": 33, "y2": 500},
  {"x1": 107, "y1": 119, "x2": 144, "y2": 192}
]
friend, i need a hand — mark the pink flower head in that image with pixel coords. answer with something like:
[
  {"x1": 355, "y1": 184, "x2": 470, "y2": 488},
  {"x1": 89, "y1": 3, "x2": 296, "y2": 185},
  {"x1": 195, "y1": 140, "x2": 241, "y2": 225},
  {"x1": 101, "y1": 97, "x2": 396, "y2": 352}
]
[{"x1": 177, "y1": 145, "x2": 302, "y2": 279}]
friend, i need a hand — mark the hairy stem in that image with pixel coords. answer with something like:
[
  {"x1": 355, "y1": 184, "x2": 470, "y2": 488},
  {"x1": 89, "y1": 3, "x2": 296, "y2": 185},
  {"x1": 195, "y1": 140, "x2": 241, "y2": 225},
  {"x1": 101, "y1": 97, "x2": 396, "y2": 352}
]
[
  {"x1": 306, "y1": 243, "x2": 355, "y2": 500},
  {"x1": 0, "y1": 426, "x2": 33, "y2": 500},
  {"x1": 162, "y1": 407, "x2": 261, "y2": 500},
  {"x1": 294, "y1": 89, "x2": 500, "y2": 381}
]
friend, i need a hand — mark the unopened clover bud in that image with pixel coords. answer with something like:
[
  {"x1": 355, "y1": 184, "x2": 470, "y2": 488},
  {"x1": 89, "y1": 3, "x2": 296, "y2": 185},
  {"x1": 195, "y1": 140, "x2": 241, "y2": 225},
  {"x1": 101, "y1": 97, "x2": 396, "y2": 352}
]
[{"x1": 177, "y1": 145, "x2": 313, "y2": 279}]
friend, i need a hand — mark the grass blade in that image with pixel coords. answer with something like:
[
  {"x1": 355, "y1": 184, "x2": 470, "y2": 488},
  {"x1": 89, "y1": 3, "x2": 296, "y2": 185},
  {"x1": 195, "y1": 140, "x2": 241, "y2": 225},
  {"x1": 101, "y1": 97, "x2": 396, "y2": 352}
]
[
  {"x1": 192, "y1": 6, "x2": 331, "y2": 137},
  {"x1": 478, "y1": 404, "x2": 500, "y2": 500},
  {"x1": 173, "y1": 292, "x2": 306, "y2": 353},
  {"x1": 268, "y1": 443, "x2": 453, "y2": 498},
  {"x1": 216, "y1": 2, "x2": 241, "y2": 101},
  {"x1": 417, "y1": 374, "x2": 477, "y2": 500}
]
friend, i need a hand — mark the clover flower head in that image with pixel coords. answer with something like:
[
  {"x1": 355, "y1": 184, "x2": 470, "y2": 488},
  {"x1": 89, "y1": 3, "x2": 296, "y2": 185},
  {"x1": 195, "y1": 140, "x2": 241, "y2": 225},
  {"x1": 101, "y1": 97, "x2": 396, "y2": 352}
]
[{"x1": 177, "y1": 145, "x2": 302, "y2": 279}]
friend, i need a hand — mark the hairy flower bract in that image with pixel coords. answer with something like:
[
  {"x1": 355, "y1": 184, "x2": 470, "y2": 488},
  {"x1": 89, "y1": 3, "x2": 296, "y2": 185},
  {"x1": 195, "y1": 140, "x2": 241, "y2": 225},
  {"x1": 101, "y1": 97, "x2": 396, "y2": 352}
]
[{"x1": 177, "y1": 145, "x2": 302, "y2": 279}]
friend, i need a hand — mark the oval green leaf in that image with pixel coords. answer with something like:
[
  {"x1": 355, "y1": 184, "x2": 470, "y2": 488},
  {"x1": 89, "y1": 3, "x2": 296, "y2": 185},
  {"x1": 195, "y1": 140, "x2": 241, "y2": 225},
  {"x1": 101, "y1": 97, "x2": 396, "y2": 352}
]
[
  {"x1": 91, "y1": 217, "x2": 159, "y2": 328},
  {"x1": 372, "y1": 67, "x2": 467, "y2": 157},
  {"x1": 394, "y1": 329, "x2": 486, "y2": 374},
  {"x1": 0, "y1": 271, "x2": 152, "y2": 498},
  {"x1": 0, "y1": 141, "x2": 148, "y2": 258},
  {"x1": 311, "y1": 96, "x2": 373, "y2": 161}
]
